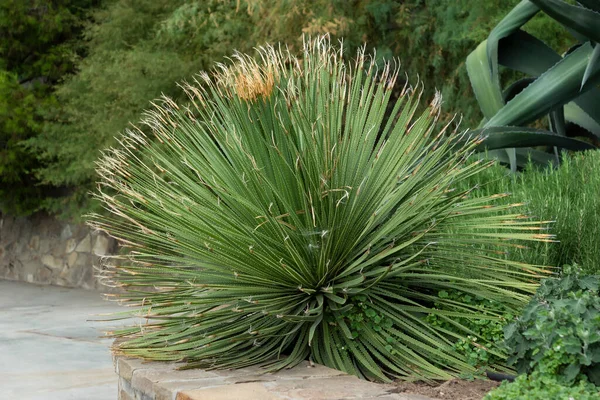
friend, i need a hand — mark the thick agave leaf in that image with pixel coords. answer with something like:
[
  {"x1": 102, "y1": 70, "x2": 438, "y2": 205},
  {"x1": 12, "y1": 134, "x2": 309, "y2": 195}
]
[
  {"x1": 565, "y1": 102, "x2": 600, "y2": 136},
  {"x1": 498, "y1": 36, "x2": 569, "y2": 154},
  {"x1": 530, "y1": 0, "x2": 600, "y2": 87},
  {"x1": 92, "y1": 37, "x2": 553, "y2": 382},
  {"x1": 530, "y1": 0, "x2": 600, "y2": 43},
  {"x1": 467, "y1": 37, "x2": 551, "y2": 170},
  {"x1": 467, "y1": 40, "x2": 504, "y2": 122},
  {"x1": 583, "y1": 44, "x2": 600, "y2": 88},
  {"x1": 467, "y1": 0, "x2": 600, "y2": 169},
  {"x1": 548, "y1": 108, "x2": 567, "y2": 138},
  {"x1": 464, "y1": 124, "x2": 592, "y2": 171},
  {"x1": 471, "y1": 126, "x2": 595, "y2": 151},
  {"x1": 479, "y1": 148, "x2": 558, "y2": 167},
  {"x1": 497, "y1": 30, "x2": 560, "y2": 75},
  {"x1": 497, "y1": 31, "x2": 600, "y2": 132},
  {"x1": 572, "y1": 86, "x2": 600, "y2": 133},
  {"x1": 577, "y1": 0, "x2": 600, "y2": 12},
  {"x1": 485, "y1": 43, "x2": 600, "y2": 128},
  {"x1": 502, "y1": 78, "x2": 536, "y2": 102},
  {"x1": 486, "y1": 0, "x2": 540, "y2": 80}
]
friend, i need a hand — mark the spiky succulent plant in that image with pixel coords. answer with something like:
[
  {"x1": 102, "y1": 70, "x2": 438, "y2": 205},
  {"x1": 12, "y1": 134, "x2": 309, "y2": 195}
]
[{"x1": 91, "y1": 37, "x2": 552, "y2": 382}]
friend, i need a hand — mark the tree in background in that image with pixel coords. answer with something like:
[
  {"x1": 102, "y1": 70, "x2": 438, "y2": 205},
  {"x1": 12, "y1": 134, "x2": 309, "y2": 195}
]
[
  {"x1": 7, "y1": 0, "x2": 573, "y2": 218},
  {"x1": 0, "y1": 0, "x2": 99, "y2": 215}
]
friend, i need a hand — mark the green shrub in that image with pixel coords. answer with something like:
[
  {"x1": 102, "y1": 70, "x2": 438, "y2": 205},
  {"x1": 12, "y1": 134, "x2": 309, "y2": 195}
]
[
  {"x1": 21, "y1": 0, "x2": 572, "y2": 217},
  {"x1": 0, "y1": 0, "x2": 99, "y2": 215},
  {"x1": 458, "y1": 151, "x2": 600, "y2": 274},
  {"x1": 0, "y1": 70, "x2": 48, "y2": 215},
  {"x1": 484, "y1": 371, "x2": 600, "y2": 400},
  {"x1": 92, "y1": 38, "x2": 551, "y2": 382},
  {"x1": 504, "y1": 269, "x2": 600, "y2": 385}
]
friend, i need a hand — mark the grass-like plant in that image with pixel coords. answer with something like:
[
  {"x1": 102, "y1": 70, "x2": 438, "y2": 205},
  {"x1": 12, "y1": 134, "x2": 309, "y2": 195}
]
[
  {"x1": 91, "y1": 37, "x2": 552, "y2": 382},
  {"x1": 456, "y1": 151, "x2": 600, "y2": 274}
]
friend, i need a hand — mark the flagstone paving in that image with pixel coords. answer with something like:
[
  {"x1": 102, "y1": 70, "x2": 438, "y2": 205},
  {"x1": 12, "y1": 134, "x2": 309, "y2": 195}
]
[
  {"x1": 0, "y1": 280, "x2": 435, "y2": 400},
  {"x1": 0, "y1": 280, "x2": 121, "y2": 400}
]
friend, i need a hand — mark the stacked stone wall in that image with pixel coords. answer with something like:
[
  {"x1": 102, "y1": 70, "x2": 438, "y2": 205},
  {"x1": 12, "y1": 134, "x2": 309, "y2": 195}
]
[{"x1": 0, "y1": 213, "x2": 115, "y2": 290}]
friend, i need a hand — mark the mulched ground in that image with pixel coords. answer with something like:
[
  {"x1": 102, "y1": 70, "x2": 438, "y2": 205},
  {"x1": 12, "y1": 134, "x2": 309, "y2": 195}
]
[{"x1": 393, "y1": 379, "x2": 500, "y2": 400}]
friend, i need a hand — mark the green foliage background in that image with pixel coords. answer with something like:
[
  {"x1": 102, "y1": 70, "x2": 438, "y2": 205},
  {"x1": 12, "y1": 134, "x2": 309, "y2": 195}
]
[
  {"x1": 1, "y1": 0, "x2": 573, "y2": 217},
  {"x1": 0, "y1": 0, "x2": 99, "y2": 214}
]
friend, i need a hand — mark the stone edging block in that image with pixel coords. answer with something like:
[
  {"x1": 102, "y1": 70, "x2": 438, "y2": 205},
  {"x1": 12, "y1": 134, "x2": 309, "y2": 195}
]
[{"x1": 114, "y1": 355, "x2": 434, "y2": 400}]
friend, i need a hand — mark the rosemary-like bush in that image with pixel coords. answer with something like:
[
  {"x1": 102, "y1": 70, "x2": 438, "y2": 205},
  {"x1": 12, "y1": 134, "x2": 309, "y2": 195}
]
[
  {"x1": 91, "y1": 37, "x2": 551, "y2": 382},
  {"x1": 454, "y1": 151, "x2": 600, "y2": 274}
]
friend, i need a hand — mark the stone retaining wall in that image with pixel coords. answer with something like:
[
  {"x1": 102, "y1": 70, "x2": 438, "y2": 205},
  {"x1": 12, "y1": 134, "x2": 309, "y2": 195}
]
[
  {"x1": 115, "y1": 355, "x2": 431, "y2": 400},
  {"x1": 0, "y1": 213, "x2": 116, "y2": 290}
]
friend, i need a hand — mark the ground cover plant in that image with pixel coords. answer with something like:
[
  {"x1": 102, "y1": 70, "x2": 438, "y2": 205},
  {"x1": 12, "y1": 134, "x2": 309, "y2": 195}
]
[
  {"x1": 483, "y1": 371, "x2": 600, "y2": 400},
  {"x1": 92, "y1": 37, "x2": 552, "y2": 382},
  {"x1": 504, "y1": 269, "x2": 600, "y2": 385},
  {"x1": 484, "y1": 269, "x2": 600, "y2": 399},
  {"x1": 425, "y1": 289, "x2": 513, "y2": 374}
]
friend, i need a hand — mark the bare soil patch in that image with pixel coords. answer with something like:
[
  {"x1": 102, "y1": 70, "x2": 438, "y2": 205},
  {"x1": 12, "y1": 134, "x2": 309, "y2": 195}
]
[{"x1": 393, "y1": 378, "x2": 500, "y2": 400}]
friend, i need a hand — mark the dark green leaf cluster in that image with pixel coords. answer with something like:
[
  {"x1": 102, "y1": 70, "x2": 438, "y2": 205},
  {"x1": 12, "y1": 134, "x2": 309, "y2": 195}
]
[
  {"x1": 344, "y1": 295, "x2": 395, "y2": 337},
  {"x1": 0, "y1": 70, "x2": 49, "y2": 214},
  {"x1": 0, "y1": 0, "x2": 99, "y2": 215},
  {"x1": 484, "y1": 371, "x2": 600, "y2": 400},
  {"x1": 425, "y1": 289, "x2": 512, "y2": 372},
  {"x1": 504, "y1": 269, "x2": 600, "y2": 385},
  {"x1": 467, "y1": 0, "x2": 600, "y2": 170}
]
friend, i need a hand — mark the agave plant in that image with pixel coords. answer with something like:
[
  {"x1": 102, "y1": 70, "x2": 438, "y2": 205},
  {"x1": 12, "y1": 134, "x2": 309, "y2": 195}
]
[
  {"x1": 91, "y1": 37, "x2": 552, "y2": 382},
  {"x1": 467, "y1": 0, "x2": 600, "y2": 171}
]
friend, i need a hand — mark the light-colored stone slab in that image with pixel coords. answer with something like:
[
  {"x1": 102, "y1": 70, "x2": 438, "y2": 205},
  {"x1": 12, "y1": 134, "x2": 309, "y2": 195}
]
[
  {"x1": 29, "y1": 235, "x2": 40, "y2": 251},
  {"x1": 67, "y1": 251, "x2": 78, "y2": 267},
  {"x1": 76, "y1": 234, "x2": 92, "y2": 253},
  {"x1": 93, "y1": 234, "x2": 111, "y2": 256},
  {"x1": 0, "y1": 280, "x2": 124, "y2": 400},
  {"x1": 115, "y1": 355, "x2": 436, "y2": 400},
  {"x1": 368, "y1": 396, "x2": 435, "y2": 400},
  {"x1": 117, "y1": 357, "x2": 178, "y2": 381},
  {"x1": 154, "y1": 379, "x2": 223, "y2": 400},
  {"x1": 41, "y1": 254, "x2": 63, "y2": 270},
  {"x1": 65, "y1": 238, "x2": 77, "y2": 253},
  {"x1": 177, "y1": 383, "x2": 280, "y2": 400},
  {"x1": 265, "y1": 361, "x2": 347, "y2": 379},
  {"x1": 266, "y1": 375, "x2": 397, "y2": 399},
  {"x1": 1, "y1": 214, "x2": 119, "y2": 290},
  {"x1": 61, "y1": 224, "x2": 73, "y2": 240}
]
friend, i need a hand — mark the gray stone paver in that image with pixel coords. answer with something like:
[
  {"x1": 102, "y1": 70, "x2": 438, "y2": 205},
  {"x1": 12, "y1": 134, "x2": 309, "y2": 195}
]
[
  {"x1": 0, "y1": 280, "x2": 122, "y2": 400},
  {"x1": 0, "y1": 279, "x2": 435, "y2": 400},
  {"x1": 117, "y1": 356, "x2": 437, "y2": 400}
]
